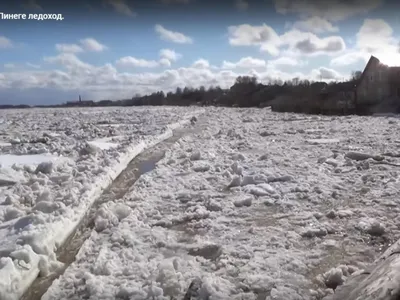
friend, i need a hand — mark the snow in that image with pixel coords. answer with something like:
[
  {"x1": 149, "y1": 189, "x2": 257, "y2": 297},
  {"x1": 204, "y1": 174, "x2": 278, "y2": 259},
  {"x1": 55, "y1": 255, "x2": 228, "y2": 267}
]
[
  {"x1": 97, "y1": 123, "x2": 125, "y2": 128},
  {"x1": 0, "y1": 154, "x2": 59, "y2": 168},
  {"x1": 87, "y1": 137, "x2": 121, "y2": 150},
  {"x1": 39, "y1": 108, "x2": 400, "y2": 300},
  {"x1": 0, "y1": 168, "x2": 26, "y2": 186},
  {"x1": 306, "y1": 138, "x2": 341, "y2": 145},
  {"x1": 0, "y1": 106, "x2": 204, "y2": 300}
]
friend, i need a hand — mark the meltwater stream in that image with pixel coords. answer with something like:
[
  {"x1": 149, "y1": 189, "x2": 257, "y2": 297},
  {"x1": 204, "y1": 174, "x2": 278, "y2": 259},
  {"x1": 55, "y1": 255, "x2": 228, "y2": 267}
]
[{"x1": 20, "y1": 123, "x2": 202, "y2": 300}]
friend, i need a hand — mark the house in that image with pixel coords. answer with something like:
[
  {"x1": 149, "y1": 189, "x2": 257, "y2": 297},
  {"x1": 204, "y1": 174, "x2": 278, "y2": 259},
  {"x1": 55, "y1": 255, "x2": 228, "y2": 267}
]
[
  {"x1": 356, "y1": 55, "x2": 400, "y2": 107},
  {"x1": 389, "y1": 66, "x2": 400, "y2": 97},
  {"x1": 319, "y1": 81, "x2": 357, "y2": 114}
]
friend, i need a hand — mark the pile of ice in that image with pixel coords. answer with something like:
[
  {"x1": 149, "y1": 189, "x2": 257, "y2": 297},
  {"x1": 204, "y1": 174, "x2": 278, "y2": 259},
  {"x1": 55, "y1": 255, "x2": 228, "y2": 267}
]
[
  {"x1": 0, "y1": 106, "x2": 204, "y2": 300},
  {"x1": 42, "y1": 108, "x2": 400, "y2": 299}
]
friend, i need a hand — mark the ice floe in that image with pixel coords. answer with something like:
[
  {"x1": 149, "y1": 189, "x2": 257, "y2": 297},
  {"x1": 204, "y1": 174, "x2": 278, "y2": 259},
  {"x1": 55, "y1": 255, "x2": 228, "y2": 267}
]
[
  {"x1": 41, "y1": 108, "x2": 400, "y2": 299},
  {"x1": 0, "y1": 106, "x2": 203, "y2": 300}
]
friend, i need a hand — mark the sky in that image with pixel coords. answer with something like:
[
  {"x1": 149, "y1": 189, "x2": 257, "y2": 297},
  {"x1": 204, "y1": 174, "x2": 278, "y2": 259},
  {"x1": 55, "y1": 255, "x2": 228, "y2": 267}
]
[{"x1": 0, "y1": 0, "x2": 400, "y2": 105}]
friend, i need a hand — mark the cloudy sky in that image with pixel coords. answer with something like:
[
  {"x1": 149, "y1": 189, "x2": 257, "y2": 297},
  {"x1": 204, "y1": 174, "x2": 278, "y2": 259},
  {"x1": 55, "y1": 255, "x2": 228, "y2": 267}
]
[{"x1": 0, "y1": 0, "x2": 400, "y2": 105}]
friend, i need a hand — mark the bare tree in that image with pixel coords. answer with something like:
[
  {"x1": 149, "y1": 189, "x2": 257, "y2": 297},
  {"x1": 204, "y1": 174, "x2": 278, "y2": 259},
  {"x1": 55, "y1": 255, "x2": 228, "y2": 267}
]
[{"x1": 351, "y1": 71, "x2": 362, "y2": 82}]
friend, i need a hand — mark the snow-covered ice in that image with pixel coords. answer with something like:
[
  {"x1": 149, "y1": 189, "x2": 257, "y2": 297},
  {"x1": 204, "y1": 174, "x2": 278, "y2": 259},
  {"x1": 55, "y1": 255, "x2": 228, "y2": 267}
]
[
  {"x1": 0, "y1": 154, "x2": 59, "y2": 168},
  {"x1": 40, "y1": 108, "x2": 400, "y2": 300},
  {"x1": 87, "y1": 136, "x2": 121, "y2": 150},
  {"x1": 0, "y1": 106, "x2": 203, "y2": 300}
]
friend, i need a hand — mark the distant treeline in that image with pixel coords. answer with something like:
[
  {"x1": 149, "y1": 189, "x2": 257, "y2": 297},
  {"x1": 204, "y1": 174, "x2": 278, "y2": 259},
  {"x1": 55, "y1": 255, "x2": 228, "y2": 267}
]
[
  {"x1": 1, "y1": 73, "x2": 376, "y2": 115},
  {"x1": 0, "y1": 104, "x2": 32, "y2": 109}
]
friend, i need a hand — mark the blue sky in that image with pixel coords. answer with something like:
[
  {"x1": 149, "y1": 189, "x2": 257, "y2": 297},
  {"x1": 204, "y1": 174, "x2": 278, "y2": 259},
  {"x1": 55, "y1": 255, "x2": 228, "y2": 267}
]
[{"x1": 0, "y1": 0, "x2": 400, "y2": 105}]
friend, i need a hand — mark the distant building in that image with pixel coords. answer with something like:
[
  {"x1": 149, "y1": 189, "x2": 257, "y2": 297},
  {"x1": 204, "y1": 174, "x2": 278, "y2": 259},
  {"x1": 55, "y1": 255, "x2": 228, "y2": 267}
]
[
  {"x1": 316, "y1": 55, "x2": 400, "y2": 114},
  {"x1": 319, "y1": 81, "x2": 357, "y2": 114},
  {"x1": 356, "y1": 55, "x2": 400, "y2": 106}
]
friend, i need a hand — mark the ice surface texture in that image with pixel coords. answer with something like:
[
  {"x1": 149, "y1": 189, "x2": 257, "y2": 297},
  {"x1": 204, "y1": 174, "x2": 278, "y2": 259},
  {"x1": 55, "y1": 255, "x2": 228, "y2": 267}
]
[
  {"x1": 42, "y1": 108, "x2": 400, "y2": 300},
  {"x1": 0, "y1": 106, "x2": 203, "y2": 300}
]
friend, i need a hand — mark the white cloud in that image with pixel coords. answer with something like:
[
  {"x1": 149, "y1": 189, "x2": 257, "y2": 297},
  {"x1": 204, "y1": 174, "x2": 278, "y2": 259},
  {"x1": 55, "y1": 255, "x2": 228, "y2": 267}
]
[
  {"x1": 26, "y1": 63, "x2": 41, "y2": 69},
  {"x1": 192, "y1": 59, "x2": 210, "y2": 69},
  {"x1": 159, "y1": 58, "x2": 172, "y2": 67},
  {"x1": 311, "y1": 67, "x2": 342, "y2": 80},
  {"x1": 228, "y1": 24, "x2": 281, "y2": 56},
  {"x1": 0, "y1": 54, "x2": 346, "y2": 102},
  {"x1": 3, "y1": 63, "x2": 42, "y2": 70},
  {"x1": 116, "y1": 57, "x2": 160, "y2": 68},
  {"x1": 292, "y1": 16, "x2": 339, "y2": 33},
  {"x1": 4, "y1": 63, "x2": 16, "y2": 69},
  {"x1": 222, "y1": 57, "x2": 267, "y2": 69},
  {"x1": 159, "y1": 49, "x2": 181, "y2": 62},
  {"x1": 268, "y1": 56, "x2": 307, "y2": 67},
  {"x1": 274, "y1": 0, "x2": 383, "y2": 21},
  {"x1": 330, "y1": 52, "x2": 368, "y2": 67},
  {"x1": 330, "y1": 18, "x2": 400, "y2": 67},
  {"x1": 228, "y1": 24, "x2": 345, "y2": 56},
  {"x1": 155, "y1": 24, "x2": 193, "y2": 44},
  {"x1": 280, "y1": 30, "x2": 346, "y2": 55},
  {"x1": 0, "y1": 36, "x2": 13, "y2": 49},
  {"x1": 55, "y1": 44, "x2": 84, "y2": 53},
  {"x1": 43, "y1": 53, "x2": 92, "y2": 70},
  {"x1": 80, "y1": 38, "x2": 108, "y2": 52},
  {"x1": 103, "y1": 0, "x2": 136, "y2": 17},
  {"x1": 356, "y1": 19, "x2": 396, "y2": 53},
  {"x1": 235, "y1": 0, "x2": 249, "y2": 11},
  {"x1": 55, "y1": 38, "x2": 107, "y2": 53},
  {"x1": 116, "y1": 49, "x2": 182, "y2": 69}
]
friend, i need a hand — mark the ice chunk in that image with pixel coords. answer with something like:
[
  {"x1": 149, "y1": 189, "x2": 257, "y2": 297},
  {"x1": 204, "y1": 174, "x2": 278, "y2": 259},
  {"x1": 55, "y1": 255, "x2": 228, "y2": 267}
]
[
  {"x1": 246, "y1": 186, "x2": 270, "y2": 196},
  {"x1": 156, "y1": 261, "x2": 182, "y2": 297},
  {"x1": 3, "y1": 207, "x2": 25, "y2": 222},
  {"x1": 193, "y1": 163, "x2": 211, "y2": 172},
  {"x1": 345, "y1": 152, "x2": 384, "y2": 161},
  {"x1": 227, "y1": 175, "x2": 241, "y2": 188},
  {"x1": 35, "y1": 161, "x2": 54, "y2": 174},
  {"x1": 307, "y1": 138, "x2": 340, "y2": 145},
  {"x1": 111, "y1": 203, "x2": 131, "y2": 221},
  {"x1": 0, "y1": 154, "x2": 58, "y2": 168},
  {"x1": 301, "y1": 227, "x2": 328, "y2": 238},
  {"x1": 233, "y1": 196, "x2": 253, "y2": 207},
  {"x1": 356, "y1": 218, "x2": 386, "y2": 236},
  {"x1": 87, "y1": 137, "x2": 119, "y2": 150},
  {"x1": 190, "y1": 150, "x2": 201, "y2": 161},
  {"x1": 32, "y1": 201, "x2": 60, "y2": 214},
  {"x1": 323, "y1": 267, "x2": 345, "y2": 289}
]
